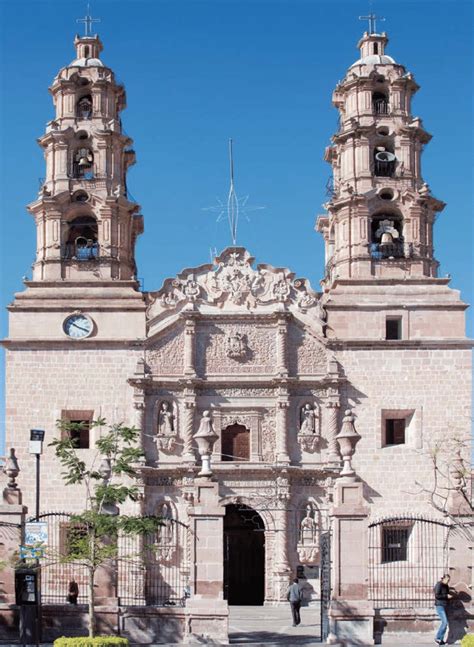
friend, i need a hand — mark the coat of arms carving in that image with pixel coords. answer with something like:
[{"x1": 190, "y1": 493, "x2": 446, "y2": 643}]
[{"x1": 225, "y1": 332, "x2": 248, "y2": 360}]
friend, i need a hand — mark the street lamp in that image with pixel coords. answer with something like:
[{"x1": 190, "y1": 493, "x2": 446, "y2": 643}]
[{"x1": 29, "y1": 430, "x2": 45, "y2": 521}]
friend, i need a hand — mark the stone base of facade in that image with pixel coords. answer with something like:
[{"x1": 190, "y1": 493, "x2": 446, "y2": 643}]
[
  {"x1": 374, "y1": 607, "x2": 474, "y2": 645},
  {"x1": 327, "y1": 599, "x2": 375, "y2": 646},
  {"x1": 0, "y1": 603, "x2": 229, "y2": 645}
]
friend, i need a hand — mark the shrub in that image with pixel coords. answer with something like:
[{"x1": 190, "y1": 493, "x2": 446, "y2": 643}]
[
  {"x1": 461, "y1": 635, "x2": 474, "y2": 647},
  {"x1": 54, "y1": 638, "x2": 128, "y2": 647}
]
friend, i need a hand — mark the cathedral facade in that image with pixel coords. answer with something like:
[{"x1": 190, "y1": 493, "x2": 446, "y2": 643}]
[{"x1": 2, "y1": 24, "x2": 471, "y2": 645}]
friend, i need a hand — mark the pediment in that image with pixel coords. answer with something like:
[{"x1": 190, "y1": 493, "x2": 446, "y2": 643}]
[{"x1": 147, "y1": 247, "x2": 326, "y2": 336}]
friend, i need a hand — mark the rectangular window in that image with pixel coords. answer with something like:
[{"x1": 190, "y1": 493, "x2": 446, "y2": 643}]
[
  {"x1": 59, "y1": 522, "x2": 87, "y2": 558},
  {"x1": 382, "y1": 526, "x2": 409, "y2": 563},
  {"x1": 61, "y1": 410, "x2": 93, "y2": 449},
  {"x1": 386, "y1": 317, "x2": 402, "y2": 340},
  {"x1": 385, "y1": 418, "x2": 406, "y2": 445}
]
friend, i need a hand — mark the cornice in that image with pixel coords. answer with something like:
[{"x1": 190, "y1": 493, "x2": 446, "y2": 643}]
[{"x1": 326, "y1": 339, "x2": 473, "y2": 350}]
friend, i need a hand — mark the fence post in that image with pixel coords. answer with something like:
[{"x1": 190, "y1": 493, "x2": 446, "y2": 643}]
[
  {"x1": 184, "y1": 478, "x2": 228, "y2": 644},
  {"x1": 327, "y1": 476, "x2": 374, "y2": 645}
]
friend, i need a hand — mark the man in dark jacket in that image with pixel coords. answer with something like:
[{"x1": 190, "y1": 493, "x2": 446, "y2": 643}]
[
  {"x1": 434, "y1": 574, "x2": 452, "y2": 645},
  {"x1": 287, "y1": 578, "x2": 302, "y2": 626}
]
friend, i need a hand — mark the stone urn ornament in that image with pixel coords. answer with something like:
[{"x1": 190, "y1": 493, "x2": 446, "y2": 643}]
[
  {"x1": 336, "y1": 409, "x2": 361, "y2": 477},
  {"x1": 3, "y1": 448, "x2": 20, "y2": 489},
  {"x1": 194, "y1": 411, "x2": 219, "y2": 477}
]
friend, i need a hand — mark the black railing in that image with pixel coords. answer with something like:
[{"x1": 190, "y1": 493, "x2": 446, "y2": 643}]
[
  {"x1": 373, "y1": 99, "x2": 390, "y2": 115},
  {"x1": 369, "y1": 242, "x2": 408, "y2": 260},
  {"x1": 64, "y1": 241, "x2": 100, "y2": 261},
  {"x1": 374, "y1": 160, "x2": 396, "y2": 177}
]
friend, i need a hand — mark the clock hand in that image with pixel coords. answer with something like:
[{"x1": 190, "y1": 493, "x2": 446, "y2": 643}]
[{"x1": 71, "y1": 322, "x2": 89, "y2": 333}]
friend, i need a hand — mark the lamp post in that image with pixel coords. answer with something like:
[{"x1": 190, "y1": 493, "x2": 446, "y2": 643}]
[{"x1": 29, "y1": 430, "x2": 45, "y2": 521}]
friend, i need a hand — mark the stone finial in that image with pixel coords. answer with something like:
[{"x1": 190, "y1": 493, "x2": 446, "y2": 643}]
[
  {"x1": 336, "y1": 410, "x2": 361, "y2": 478},
  {"x1": 3, "y1": 448, "x2": 20, "y2": 490},
  {"x1": 194, "y1": 411, "x2": 219, "y2": 478}
]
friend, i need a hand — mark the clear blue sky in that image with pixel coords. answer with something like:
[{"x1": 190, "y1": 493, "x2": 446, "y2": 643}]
[{"x1": 0, "y1": 0, "x2": 473, "y2": 448}]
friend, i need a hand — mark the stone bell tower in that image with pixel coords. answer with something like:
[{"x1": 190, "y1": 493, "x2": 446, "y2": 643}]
[
  {"x1": 28, "y1": 33, "x2": 143, "y2": 283},
  {"x1": 7, "y1": 29, "x2": 145, "y2": 344},
  {"x1": 317, "y1": 28, "x2": 467, "y2": 341}
]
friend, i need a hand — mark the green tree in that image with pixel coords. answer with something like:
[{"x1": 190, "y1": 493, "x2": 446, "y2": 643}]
[{"x1": 49, "y1": 419, "x2": 163, "y2": 637}]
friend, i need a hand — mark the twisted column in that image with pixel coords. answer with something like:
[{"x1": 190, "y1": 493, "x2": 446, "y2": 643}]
[
  {"x1": 184, "y1": 318, "x2": 196, "y2": 376},
  {"x1": 182, "y1": 393, "x2": 196, "y2": 464},
  {"x1": 276, "y1": 316, "x2": 288, "y2": 377},
  {"x1": 326, "y1": 401, "x2": 340, "y2": 463}
]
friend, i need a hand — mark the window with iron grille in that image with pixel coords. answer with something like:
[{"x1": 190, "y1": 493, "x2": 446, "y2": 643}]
[{"x1": 382, "y1": 526, "x2": 409, "y2": 562}]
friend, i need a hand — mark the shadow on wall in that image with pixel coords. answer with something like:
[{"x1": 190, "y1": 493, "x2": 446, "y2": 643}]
[{"x1": 447, "y1": 589, "x2": 473, "y2": 644}]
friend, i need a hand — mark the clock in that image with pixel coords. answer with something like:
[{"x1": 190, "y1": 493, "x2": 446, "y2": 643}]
[{"x1": 63, "y1": 313, "x2": 93, "y2": 339}]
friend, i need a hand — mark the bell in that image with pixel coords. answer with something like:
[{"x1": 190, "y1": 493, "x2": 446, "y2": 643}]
[
  {"x1": 380, "y1": 231, "x2": 394, "y2": 245},
  {"x1": 78, "y1": 156, "x2": 89, "y2": 168}
]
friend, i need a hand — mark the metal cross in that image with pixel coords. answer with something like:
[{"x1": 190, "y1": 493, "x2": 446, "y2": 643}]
[
  {"x1": 359, "y1": 12, "x2": 385, "y2": 34},
  {"x1": 76, "y1": 4, "x2": 101, "y2": 37}
]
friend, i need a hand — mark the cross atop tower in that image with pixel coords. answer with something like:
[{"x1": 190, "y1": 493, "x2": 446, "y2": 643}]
[
  {"x1": 358, "y1": 12, "x2": 385, "y2": 34},
  {"x1": 76, "y1": 4, "x2": 101, "y2": 37}
]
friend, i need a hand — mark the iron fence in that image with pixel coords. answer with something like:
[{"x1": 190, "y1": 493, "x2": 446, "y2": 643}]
[
  {"x1": 118, "y1": 522, "x2": 189, "y2": 607},
  {"x1": 368, "y1": 516, "x2": 451, "y2": 609}
]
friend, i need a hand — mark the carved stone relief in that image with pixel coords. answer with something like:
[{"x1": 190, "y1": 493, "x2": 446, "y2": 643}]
[
  {"x1": 288, "y1": 324, "x2": 327, "y2": 375},
  {"x1": 297, "y1": 402, "x2": 321, "y2": 453},
  {"x1": 196, "y1": 323, "x2": 276, "y2": 375},
  {"x1": 154, "y1": 399, "x2": 179, "y2": 453},
  {"x1": 297, "y1": 503, "x2": 319, "y2": 564},
  {"x1": 261, "y1": 410, "x2": 276, "y2": 462},
  {"x1": 147, "y1": 247, "x2": 322, "y2": 319},
  {"x1": 148, "y1": 326, "x2": 185, "y2": 375},
  {"x1": 154, "y1": 501, "x2": 178, "y2": 564}
]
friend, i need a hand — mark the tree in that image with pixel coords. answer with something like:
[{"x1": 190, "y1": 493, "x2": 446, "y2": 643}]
[{"x1": 49, "y1": 419, "x2": 163, "y2": 637}]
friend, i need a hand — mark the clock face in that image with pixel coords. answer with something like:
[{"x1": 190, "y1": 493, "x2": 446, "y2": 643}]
[{"x1": 63, "y1": 314, "x2": 93, "y2": 339}]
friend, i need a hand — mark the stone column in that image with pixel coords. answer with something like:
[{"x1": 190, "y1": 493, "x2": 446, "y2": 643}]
[
  {"x1": 327, "y1": 477, "x2": 374, "y2": 645},
  {"x1": 184, "y1": 318, "x2": 197, "y2": 376},
  {"x1": 276, "y1": 389, "x2": 290, "y2": 464},
  {"x1": 182, "y1": 389, "x2": 196, "y2": 464},
  {"x1": 326, "y1": 402, "x2": 340, "y2": 463},
  {"x1": 276, "y1": 316, "x2": 288, "y2": 377},
  {"x1": 185, "y1": 480, "x2": 228, "y2": 644},
  {"x1": 274, "y1": 476, "x2": 291, "y2": 601}
]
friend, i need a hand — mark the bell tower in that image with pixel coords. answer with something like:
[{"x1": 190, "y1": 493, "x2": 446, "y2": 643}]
[
  {"x1": 317, "y1": 29, "x2": 445, "y2": 283},
  {"x1": 316, "y1": 27, "x2": 468, "y2": 340},
  {"x1": 7, "y1": 26, "x2": 146, "y2": 344},
  {"x1": 27, "y1": 33, "x2": 143, "y2": 282}
]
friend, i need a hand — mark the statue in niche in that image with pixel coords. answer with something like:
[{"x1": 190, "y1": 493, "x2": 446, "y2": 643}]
[
  {"x1": 300, "y1": 404, "x2": 317, "y2": 434},
  {"x1": 297, "y1": 503, "x2": 319, "y2": 564},
  {"x1": 155, "y1": 501, "x2": 176, "y2": 563},
  {"x1": 155, "y1": 400, "x2": 178, "y2": 453},
  {"x1": 298, "y1": 404, "x2": 320, "y2": 452}
]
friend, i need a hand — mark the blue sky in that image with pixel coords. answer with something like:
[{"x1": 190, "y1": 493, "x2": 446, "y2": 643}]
[{"x1": 0, "y1": 0, "x2": 473, "y2": 448}]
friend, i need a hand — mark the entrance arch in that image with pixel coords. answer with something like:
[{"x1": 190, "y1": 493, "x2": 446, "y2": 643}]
[{"x1": 224, "y1": 504, "x2": 265, "y2": 605}]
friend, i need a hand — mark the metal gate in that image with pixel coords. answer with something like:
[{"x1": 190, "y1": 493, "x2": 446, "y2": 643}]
[
  {"x1": 320, "y1": 529, "x2": 331, "y2": 641},
  {"x1": 368, "y1": 516, "x2": 451, "y2": 608}
]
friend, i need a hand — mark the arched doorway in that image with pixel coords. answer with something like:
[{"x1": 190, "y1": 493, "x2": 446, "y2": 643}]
[{"x1": 224, "y1": 504, "x2": 265, "y2": 605}]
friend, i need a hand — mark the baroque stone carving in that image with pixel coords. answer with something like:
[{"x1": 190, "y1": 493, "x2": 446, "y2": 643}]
[
  {"x1": 288, "y1": 324, "x2": 327, "y2": 375},
  {"x1": 298, "y1": 403, "x2": 320, "y2": 453},
  {"x1": 154, "y1": 502, "x2": 178, "y2": 563},
  {"x1": 199, "y1": 387, "x2": 275, "y2": 397},
  {"x1": 148, "y1": 326, "x2": 185, "y2": 375},
  {"x1": 225, "y1": 331, "x2": 249, "y2": 360},
  {"x1": 261, "y1": 410, "x2": 276, "y2": 462},
  {"x1": 155, "y1": 400, "x2": 178, "y2": 452},
  {"x1": 148, "y1": 247, "x2": 321, "y2": 316},
  {"x1": 297, "y1": 503, "x2": 319, "y2": 564}
]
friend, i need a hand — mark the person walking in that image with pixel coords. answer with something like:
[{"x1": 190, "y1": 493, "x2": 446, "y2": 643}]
[
  {"x1": 434, "y1": 574, "x2": 452, "y2": 645},
  {"x1": 287, "y1": 578, "x2": 302, "y2": 627}
]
